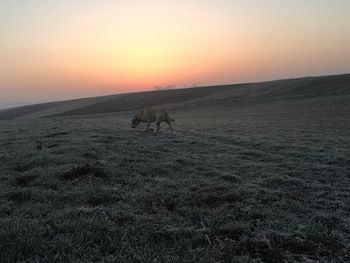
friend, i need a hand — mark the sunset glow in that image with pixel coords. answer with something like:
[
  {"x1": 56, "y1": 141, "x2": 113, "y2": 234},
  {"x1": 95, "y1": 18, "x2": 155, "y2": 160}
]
[{"x1": 1, "y1": 0, "x2": 350, "y2": 103}]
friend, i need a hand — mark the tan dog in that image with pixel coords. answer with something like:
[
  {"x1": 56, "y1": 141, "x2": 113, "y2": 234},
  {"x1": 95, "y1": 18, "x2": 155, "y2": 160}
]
[{"x1": 131, "y1": 107, "x2": 175, "y2": 135}]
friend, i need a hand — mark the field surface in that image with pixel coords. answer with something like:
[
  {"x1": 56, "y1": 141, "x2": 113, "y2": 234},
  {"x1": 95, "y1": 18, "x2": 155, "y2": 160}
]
[{"x1": 0, "y1": 74, "x2": 350, "y2": 262}]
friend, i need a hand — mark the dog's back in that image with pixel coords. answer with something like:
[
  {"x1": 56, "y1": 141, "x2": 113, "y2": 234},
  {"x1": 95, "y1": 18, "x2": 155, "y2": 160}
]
[
  {"x1": 140, "y1": 107, "x2": 174, "y2": 123},
  {"x1": 151, "y1": 107, "x2": 174, "y2": 122}
]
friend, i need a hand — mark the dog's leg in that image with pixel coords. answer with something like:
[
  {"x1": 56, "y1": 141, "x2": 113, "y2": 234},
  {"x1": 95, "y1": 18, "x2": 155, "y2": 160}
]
[
  {"x1": 156, "y1": 121, "x2": 161, "y2": 133},
  {"x1": 166, "y1": 121, "x2": 174, "y2": 136},
  {"x1": 144, "y1": 121, "x2": 151, "y2": 132}
]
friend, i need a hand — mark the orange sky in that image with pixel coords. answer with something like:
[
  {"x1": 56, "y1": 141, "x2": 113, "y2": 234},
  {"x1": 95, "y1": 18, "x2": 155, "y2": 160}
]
[{"x1": 1, "y1": 0, "x2": 350, "y2": 104}]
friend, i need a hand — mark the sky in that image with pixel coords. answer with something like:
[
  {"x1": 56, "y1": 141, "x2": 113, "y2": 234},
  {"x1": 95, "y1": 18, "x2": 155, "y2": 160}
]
[{"x1": 1, "y1": 0, "x2": 350, "y2": 105}]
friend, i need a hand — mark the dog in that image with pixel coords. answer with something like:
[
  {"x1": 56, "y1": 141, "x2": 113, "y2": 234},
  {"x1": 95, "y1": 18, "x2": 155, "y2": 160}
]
[{"x1": 131, "y1": 107, "x2": 175, "y2": 135}]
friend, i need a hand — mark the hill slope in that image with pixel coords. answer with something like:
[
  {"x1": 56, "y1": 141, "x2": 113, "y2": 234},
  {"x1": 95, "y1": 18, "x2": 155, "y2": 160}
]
[
  {"x1": 0, "y1": 73, "x2": 349, "y2": 262},
  {"x1": 0, "y1": 94, "x2": 122, "y2": 120},
  {"x1": 0, "y1": 79, "x2": 349, "y2": 261},
  {"x1": 0, "y1": 73, "x2": 349, "y2": 120}
]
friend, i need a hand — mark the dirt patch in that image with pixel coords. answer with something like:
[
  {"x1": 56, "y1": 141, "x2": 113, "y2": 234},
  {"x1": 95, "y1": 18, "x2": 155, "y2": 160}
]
[
  {"x1": 7, "y1": 190, "x2": 32, "y2": 203},
  {"x1": 13, "y1": 174, "x2": 38, "y2": 187}
]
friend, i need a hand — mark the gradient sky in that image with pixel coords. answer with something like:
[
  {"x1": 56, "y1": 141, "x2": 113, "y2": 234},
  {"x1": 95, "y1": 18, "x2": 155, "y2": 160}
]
[{"x1": 1, "y1": 0, "x2": 350, "y2": 104}]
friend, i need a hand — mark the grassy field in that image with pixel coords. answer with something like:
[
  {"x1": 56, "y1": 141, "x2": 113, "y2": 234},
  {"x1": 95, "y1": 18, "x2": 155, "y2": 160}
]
[{"x1": 0, "y1": 77, "x2": 350, "y2": 262}]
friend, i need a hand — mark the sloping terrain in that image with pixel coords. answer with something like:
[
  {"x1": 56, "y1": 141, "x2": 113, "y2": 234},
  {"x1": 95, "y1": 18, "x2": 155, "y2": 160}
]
[
  {"x1": 18, "y1": 94, "x2": 124, "y2": 120},
  {"x1": 0, "y1": 92, "x2": 349, "y2": 262},
  {"x1": 52, "y1": 74, "x2": 350, "y2": 117},
  {"x1": 1, "y1": 73, "x2": 349, "y2": 120},
  {"x1": 0, "y1": 101, "x2": 64, "y2": 120},
  {"x1": 0, "y1": 94, "x2": 122, "y2": 120},
  {"x1": 51, "y1": 83, "x2": 249, "y2": 117},
  {"x1": 0, "y1": 73, "x2": 349, "y2": 262}
]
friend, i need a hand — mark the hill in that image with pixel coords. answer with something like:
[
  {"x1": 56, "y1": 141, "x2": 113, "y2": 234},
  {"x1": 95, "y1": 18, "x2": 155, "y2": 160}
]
[
  {"x1": 0, "y1": 73, "x2": 349, "y2": 262},
  {"x1": 0, "y1": 73, "x2": 349, "y2": 120},
  {"x1": 0, "y1": 94, "x2": 122, "y2": 120}
]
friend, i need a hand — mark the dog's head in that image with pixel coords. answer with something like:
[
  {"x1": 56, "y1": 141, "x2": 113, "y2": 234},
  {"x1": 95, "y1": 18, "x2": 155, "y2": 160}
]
[{"x1": 131, "y1": 115, "x2": 141, "y2": 128}]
